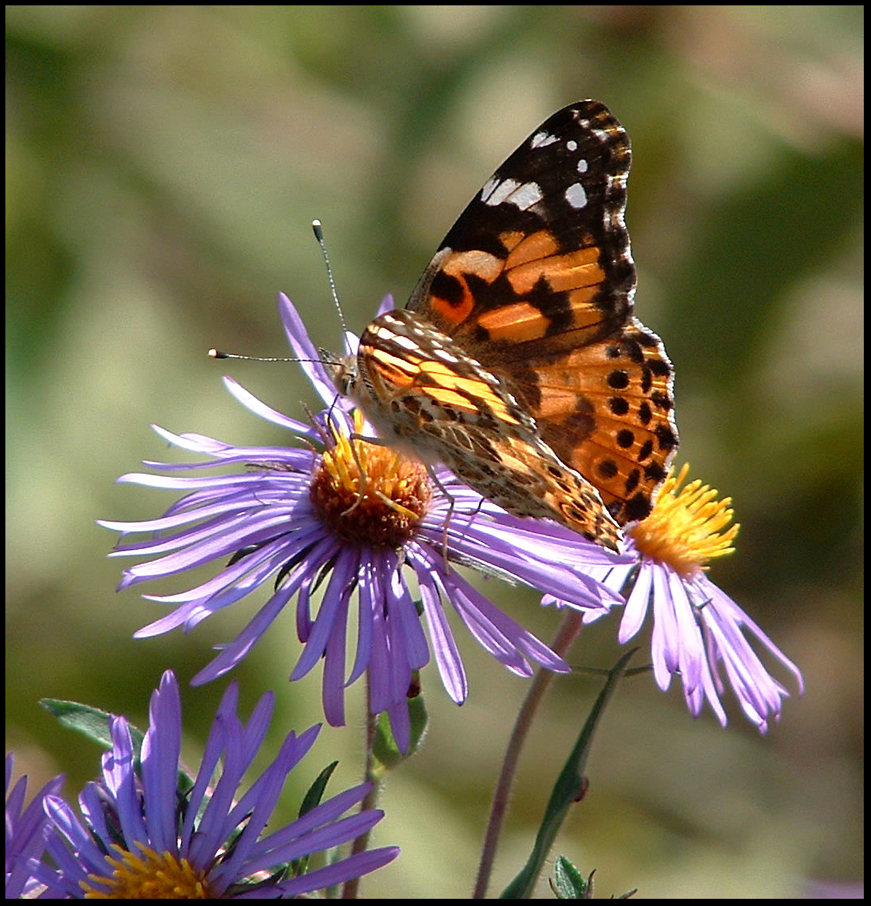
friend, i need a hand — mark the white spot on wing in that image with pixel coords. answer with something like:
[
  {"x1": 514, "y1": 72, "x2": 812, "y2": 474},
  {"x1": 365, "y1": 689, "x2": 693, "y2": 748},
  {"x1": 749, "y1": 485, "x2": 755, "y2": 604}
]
[
  {"x1": 531, "y1": 130, "x2": 559, "y2": 148},
  {"x1": 507, "y1": 181, "x2": 543, "y2": 210},
  {"x1": 482, "y1": 177, "x2": 519, "y2": 206},
  {"x1": 480, "y1": 176, "x2": 498, "y2": 203},
  {"x1": 577, "y1": 159, "x2": 588, "y2": 173},
  {"x1": 482, "y1": 177, "x2": 543, "y2": 211},
  {"x1": 565, "y1": 182, "x2": 587, "y2": 209}
]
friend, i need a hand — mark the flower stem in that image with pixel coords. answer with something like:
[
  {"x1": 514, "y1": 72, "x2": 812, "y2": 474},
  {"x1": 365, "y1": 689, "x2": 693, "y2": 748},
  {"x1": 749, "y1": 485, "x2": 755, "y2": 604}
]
[
  {"x1": 472, "y1": 609, "x2": 584, "y2": 899},
  {"x1": 341, "y1": 700, "x2": 380, "y2": 899}
]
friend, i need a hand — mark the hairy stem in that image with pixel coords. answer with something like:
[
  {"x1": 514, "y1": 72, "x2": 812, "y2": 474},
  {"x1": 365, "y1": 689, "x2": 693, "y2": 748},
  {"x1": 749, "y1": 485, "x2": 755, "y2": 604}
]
[{"x1": 472, "y1": 609, "x2": 584, "y2": 899}]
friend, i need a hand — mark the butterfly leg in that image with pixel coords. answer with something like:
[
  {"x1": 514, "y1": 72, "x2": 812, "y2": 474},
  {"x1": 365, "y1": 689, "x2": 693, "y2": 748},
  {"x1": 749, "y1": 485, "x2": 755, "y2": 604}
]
[
  {"x1": 344, "y1": 431, "x2": 428, "y2": 520},
  {"x1": 342, "y1": 431, "x2": 376, "y2": 516},
  {"x1": 421, "y1": 464, "x2": 456, "y2": 562}
]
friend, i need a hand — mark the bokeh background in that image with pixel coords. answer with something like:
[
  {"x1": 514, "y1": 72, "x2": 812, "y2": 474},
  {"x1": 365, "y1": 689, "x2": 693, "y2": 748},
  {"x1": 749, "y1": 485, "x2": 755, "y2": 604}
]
[{"x1": 6, "y1": 6, "x2": 863, "y2": 899}]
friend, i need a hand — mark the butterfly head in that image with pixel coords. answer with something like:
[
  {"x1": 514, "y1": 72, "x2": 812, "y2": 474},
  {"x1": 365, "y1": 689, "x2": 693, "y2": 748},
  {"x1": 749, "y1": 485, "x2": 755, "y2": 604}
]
[{"x1": 319, "y1": 347, "x2": 359, "y2": 400}]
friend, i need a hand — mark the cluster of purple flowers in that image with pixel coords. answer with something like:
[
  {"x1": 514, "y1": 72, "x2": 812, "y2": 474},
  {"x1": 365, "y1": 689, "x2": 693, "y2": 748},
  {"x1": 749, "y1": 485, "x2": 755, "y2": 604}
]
[
  {"x1": 7, "y1": 672, "x2": 397, "y2": 898},
  {"x1": 7, "y1": 293, "x2": 802, "y2": 898}
]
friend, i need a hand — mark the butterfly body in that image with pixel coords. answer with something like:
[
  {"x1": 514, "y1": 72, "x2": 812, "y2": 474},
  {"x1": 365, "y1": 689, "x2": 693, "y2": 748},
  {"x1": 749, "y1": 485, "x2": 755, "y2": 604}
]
[{"x1": 329, "y1": 100, "x2": 678, "y2": 551}]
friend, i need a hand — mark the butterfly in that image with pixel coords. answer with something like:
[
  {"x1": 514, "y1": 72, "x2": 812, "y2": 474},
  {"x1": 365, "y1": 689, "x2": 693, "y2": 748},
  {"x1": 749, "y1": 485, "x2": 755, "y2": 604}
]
[{"x1": 326, "y1": 100, "x2": 678, "y2": 552}]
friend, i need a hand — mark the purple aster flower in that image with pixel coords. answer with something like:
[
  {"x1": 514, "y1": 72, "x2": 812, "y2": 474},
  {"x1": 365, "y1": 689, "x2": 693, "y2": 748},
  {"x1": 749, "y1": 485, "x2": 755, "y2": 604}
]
[
  {"x1": 99, "y1": 293, "x2": 624, "y2": 752},
  {"x1": 548, "y1": 463, "x2": 804, "y2": 731},
  {"x1": 33, "y1": 671, "x2": 398, "y2": 899},
  {"x1": 6, "y1": 754, "x2": 64, "y2": 898}
]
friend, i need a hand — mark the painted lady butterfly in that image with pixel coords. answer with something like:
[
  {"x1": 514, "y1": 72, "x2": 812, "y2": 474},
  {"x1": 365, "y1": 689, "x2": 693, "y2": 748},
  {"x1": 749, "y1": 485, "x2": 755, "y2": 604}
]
[{"x1": 327, "y1": 100, "x2": 678, "y2": 552}]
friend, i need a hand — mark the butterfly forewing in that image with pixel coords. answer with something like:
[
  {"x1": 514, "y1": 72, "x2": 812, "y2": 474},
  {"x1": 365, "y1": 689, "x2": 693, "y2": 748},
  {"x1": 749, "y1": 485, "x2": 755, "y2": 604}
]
[{"x1": 408, "y1": 101, "x2": 636, "y2": 348}]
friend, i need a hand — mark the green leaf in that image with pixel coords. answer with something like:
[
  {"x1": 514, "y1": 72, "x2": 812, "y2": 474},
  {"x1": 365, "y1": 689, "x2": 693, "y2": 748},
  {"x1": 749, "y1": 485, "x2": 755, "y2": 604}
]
[
  {"x1": 39, "y1": 697, "x2": 196, "y2": 793},
  {"x1": 291, "y1": 761, "x2": 339, "y2": 877},
  {"x1": 499, "y1": 649, "x2": 637, "y2": 899},
  {"x1": 40, "y1": 698, "x2": 144, "y2": 753},
  {"x1": 299, "y1": 760, "x2": 339, "y2": 819}
]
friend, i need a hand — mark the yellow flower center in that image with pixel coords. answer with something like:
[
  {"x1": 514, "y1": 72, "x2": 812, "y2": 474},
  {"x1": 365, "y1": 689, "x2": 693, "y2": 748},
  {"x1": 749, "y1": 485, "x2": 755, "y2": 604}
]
[
  {"x1": 310, "y1": 416, "x2": 432, "y2": 548},
  {"x1": 628, "y1": 463, "x2": 739, "y2": 578},
  {"x1": 81, "y1": 843, "x2": 211, "y2": 899}
]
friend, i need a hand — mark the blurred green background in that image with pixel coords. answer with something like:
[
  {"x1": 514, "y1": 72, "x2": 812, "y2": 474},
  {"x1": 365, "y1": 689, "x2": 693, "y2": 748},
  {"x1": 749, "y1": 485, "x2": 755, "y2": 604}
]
[{"x1": 6, "y1": 6, "x2": 862, "y2": 898}]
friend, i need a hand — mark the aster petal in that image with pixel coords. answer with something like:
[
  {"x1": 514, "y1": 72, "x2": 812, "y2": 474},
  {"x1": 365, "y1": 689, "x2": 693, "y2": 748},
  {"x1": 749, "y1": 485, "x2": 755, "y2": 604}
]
[
  {"x1": 364, "y1": 572, "x2": 392, "y2": 711},
  {"x1": 116, "y1": 510, "x2": 309, "y2": 582},
  {"x1": 367, "y1": 597, "x2": 396, "y2": 713},
  {"x1": 698, "y1": 595, "x2": 787, "y2": 730},
  {"x1": 365, "y1": 557, "x2": 423, "y2": 720},
  {"x1": 221, "y1": 375, "x2": 321, "y2": 439},
  {"x1": 100, "y1": 494, "x2": 265, "y2": 535},
  {"x1": 191, "y1": 580, "x2": 301, "y2": 684},
  {"x1": 447, "y1": 573, "x2": 561, "y2": 675},
  {"x1": 39, "y1": 796, "x2": 105, "y2": 899},
  {"x1": 668, "y1": 568, "x2": 705, "y2": 695},
  {"x1": 76, "y1": 782, "x2": 112, "y2": 848},
  {"x1": 439, "y1": 515, "x2": 621, "y2": 612},
  {"x1": 182, "y1": 716, "x2": 229, "y2": 858},
  {"x1": 414, "y1": 541, "x2": 569, "y2": 675},
  {"x1": 102, "y1": 718, "x2": 149, "y2": 850},
  {"x1": 383, "y1": 552, "x2": 431, "y2": 668},
  {"x1": 617, "y1": 562, "x2": 650, "y2": 642},
  {"x1": 204, "y1": 734, "x2": 288, "y2": 890},
  {"x1": 4, "y1": 758, "x2": 64, "y2": 900},
  {"x1": 225, "y1": 725, "x2": 320, "y2": 840},
  {"x1": 345, "y1": 557, "x2": 377, "y2": 686},
  {"x1": 135, "y1": 525, "x2": 322, "y2": 611},
  {"x1": 252, "y1": 810, "x2": 386, "y2": 870},
  {"x1": 133, "y1": 530, "x2": 312, "y2": 608},
  {"x1": 656, "y1": 564, "x2": 686, "y2": 679},
  {"x1": 189, "y1": 718, "x2": 247, "y2": 871},
  {"x1": 380, "y1": 568, "x2": 429, "y2": 694},
  {"x1": 322, "y1": 586, "x2": 351, "y2": 726},
  {"x1": 290, "y1": 548, "x2": 357, "y2": 681},
  {"x1": 208, "y1": 699, "x2": 278, "y2": 840},
  {"x1": 140, "y1": 427, "x2": 330, "y2": 472},
  {"x1": 42, "y1": 796, "x2": 107, "y2": 887},
  {"x1": 415, "y1": 565, "x2": 467, "y2": 704},
  {"x1": 262, "y1": 847, "x2": 399, "y2": 899},
  {"x1": 582, "y1": 486, "x2": 804, "y2": 733},
  {"x1": 277, "y1": 292, "x2": 344, "y2": 407},
  {"x1": 295, "y1": 568, "x2": 318, "y2": 641},
  {"x1": 140, "y1": 672, "x2": 182, "y2": 855},
  {"x1": 253, "y1": 781, "x2": 371, "y2": 852},
  {"x1": 386, "y1": 699, "x2": 412, "y2": 754},
  {"x1": 701, "y1": 578, "x2": 804, "y2": 694}
]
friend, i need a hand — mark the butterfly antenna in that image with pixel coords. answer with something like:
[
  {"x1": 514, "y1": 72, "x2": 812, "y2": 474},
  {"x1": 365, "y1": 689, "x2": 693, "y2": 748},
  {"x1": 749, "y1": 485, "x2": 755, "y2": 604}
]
[
  {"x1": 208, "y1": 349, "x2": 301, "y2": 362},
  {"x1": 312, "y1": 220, "x2": 351, "y2": 353}
]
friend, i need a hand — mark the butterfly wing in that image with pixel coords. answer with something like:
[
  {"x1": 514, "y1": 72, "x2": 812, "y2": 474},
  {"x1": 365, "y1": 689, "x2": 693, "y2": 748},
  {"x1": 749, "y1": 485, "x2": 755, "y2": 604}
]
[{"x1": 406, "y1": 100, "x2": 678, "y2": 524}]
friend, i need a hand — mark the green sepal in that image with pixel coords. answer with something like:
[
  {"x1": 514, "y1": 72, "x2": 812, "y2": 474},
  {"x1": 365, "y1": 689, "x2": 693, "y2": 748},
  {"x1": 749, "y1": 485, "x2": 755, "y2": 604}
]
[
  {"x1": 550, "y1": 857, "x2": 593, "y2": 899},
  {"x1": 371, "y1": 682, "x2": 427, "y2": 777}
]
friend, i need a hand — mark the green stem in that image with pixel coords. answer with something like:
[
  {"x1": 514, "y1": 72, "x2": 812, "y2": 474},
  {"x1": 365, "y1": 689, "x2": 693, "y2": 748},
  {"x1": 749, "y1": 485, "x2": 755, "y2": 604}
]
[
  {"x1": 472, "y1": 609, "x2": 584, "y2": 899},
  {"x1": 341, "y1": 698, "x2": 380, "y2": 899}
]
